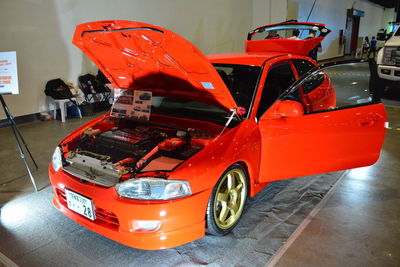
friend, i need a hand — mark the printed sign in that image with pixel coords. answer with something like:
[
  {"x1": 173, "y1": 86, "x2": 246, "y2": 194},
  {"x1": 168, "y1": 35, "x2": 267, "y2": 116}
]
[
  {"x1": 0, "y1": 51, "x2": 19, "y2": 95},
  {"x1": 111, "y1": 89, "x2": 152, "y2": 120}
]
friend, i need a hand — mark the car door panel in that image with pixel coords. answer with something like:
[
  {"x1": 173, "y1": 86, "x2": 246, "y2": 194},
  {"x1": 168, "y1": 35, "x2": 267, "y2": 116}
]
[
  {"x1": 258, "y1": 103, "x2": 386, "y2": 182},
  {"x1": 256, "y1": 61, "x2": 387, "y2": 183}
]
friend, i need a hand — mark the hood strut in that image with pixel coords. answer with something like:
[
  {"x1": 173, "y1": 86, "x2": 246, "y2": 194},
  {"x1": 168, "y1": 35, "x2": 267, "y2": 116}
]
[{"x1": 213, "y1": 109, "x2": 242, "y2": 141}]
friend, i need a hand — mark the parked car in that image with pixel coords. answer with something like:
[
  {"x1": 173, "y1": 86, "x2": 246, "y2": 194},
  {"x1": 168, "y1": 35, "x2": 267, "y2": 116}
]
[
  {"x1": 377, "y1": 25, "x2": 400, "y2": 89},
  {"x1": 115, "y1": 95, "x2": 133, "y2": 105},
  {"x1": 139, "y1": 92, "x2": 151, "y2": 101},
  {"x1": 49, "y1": 20, "x2": 387, "y2": 250}
]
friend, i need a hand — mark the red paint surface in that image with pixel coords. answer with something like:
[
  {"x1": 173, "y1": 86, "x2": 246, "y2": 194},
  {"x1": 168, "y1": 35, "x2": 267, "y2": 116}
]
[{"x1": 49, "y1": 20, "x2": 387, "y2": 250}]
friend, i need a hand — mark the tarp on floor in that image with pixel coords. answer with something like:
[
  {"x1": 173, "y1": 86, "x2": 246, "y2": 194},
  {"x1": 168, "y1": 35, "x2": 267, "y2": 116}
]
[{"x1": 0, "y1": 171, "x2": 343, "y2": 267}]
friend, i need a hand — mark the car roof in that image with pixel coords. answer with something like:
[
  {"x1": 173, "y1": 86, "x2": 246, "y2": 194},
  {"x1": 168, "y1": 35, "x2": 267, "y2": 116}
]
[{"x1": 207, "y1": 52, "x2": 289, "y2": 66}]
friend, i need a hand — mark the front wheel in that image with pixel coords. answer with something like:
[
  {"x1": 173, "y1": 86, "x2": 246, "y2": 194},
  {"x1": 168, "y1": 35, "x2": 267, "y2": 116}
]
[{"x1": 206, "y1": 164, "x2": 248, "y2": 236}]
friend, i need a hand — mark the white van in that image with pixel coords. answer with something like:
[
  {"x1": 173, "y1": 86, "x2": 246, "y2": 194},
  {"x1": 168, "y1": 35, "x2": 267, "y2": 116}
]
[{"x1": 377, "y1": 26, "x2": 400, "y2": 87}]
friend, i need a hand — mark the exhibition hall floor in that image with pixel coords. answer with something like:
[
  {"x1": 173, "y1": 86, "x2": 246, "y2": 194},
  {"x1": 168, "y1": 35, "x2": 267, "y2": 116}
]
[
  {"x1": 0, "y1": 96, "x2": 399, "y2": 266},
  {"x1": 274, "y1": 104, "x2": 400, "y2": 267},
  {"x1": 0, "y1": 169, "x2": 344, "y2": 266}
]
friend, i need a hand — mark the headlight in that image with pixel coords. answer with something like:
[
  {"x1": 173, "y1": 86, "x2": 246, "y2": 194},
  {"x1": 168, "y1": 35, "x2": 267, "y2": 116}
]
[
  {"x1": 51, "y1": 146, "x2": 63, "y2": 171},
  {"x1": 115, "y1": 178, "x2": 191, "y2": 200}
]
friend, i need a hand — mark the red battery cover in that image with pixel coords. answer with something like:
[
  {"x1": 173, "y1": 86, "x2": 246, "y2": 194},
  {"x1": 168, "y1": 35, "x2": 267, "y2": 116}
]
[{"x1": 158, "y1": 138, "x2": 185, "y2": 151}]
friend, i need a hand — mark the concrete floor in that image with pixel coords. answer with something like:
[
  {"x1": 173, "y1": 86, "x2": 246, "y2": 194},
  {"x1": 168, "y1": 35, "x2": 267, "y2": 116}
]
[
  {"x1": 0, "y1": 112, "x2": 106, "y2": 205},
  {"x1": 273, "y1": 104, "x2": 400, "y2": 267},
  {"x1": 0, "y1": 95, "x2": 399, "y2": 266}
]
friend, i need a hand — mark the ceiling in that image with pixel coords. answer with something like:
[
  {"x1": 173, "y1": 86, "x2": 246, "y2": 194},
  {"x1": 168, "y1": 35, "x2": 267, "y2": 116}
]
[{"x1": 368, "y1": 0, "x2": 398, "y2": 8}]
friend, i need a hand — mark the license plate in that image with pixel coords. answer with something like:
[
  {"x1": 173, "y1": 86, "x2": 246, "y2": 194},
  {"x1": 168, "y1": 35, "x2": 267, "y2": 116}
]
[{"x1": 65, "y1": 189, "x2": 95, "y2": 221}]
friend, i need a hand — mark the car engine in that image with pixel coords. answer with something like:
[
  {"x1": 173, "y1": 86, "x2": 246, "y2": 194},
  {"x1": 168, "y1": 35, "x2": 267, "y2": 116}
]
[{"x1": 62, "y1": 120, "x2": 209, "y2": 187}]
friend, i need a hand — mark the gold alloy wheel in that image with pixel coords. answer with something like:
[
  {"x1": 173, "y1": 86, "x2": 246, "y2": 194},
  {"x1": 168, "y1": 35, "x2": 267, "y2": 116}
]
[{"x1": 213, "y1": 168, "x2": 247, "y2": 230}]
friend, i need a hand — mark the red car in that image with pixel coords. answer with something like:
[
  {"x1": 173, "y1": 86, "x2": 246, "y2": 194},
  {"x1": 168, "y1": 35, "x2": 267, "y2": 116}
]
[
  {"x1": 115, "y1": 95, "x2": 133, "y2": 105},
  {"x1": 49, "y1": 20, "x2": 387, "y2": 250}
]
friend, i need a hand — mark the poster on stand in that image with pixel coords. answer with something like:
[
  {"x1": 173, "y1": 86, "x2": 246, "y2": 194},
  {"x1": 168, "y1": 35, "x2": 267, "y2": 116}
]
[
  {"x1": 131, "y1": 90, "x2": 152, "y2": 120},
  {"x1": 111, "y1": 89, "x2": 152, "y2": 120},
  {"x1": 0, "y1": 51, "x2": 19, "y2": 95}
]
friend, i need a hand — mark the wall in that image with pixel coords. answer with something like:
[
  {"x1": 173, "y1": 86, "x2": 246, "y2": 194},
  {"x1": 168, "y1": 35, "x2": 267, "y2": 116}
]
[
  {"x1": 381, "y1": 7, "x2": 396, "y2": 33},
  {"x1": 0, "y1": 0, "x2": 263, "y2": 119},
  {"x1": 253, "y1": 0, "x2": 288, "y2": 27},
  {"x1": 4, "y1": 0, "x2": 392, "y2": 119},
  {"x1": 287, "y1": 0, "x2": 395, "y2": 60}
]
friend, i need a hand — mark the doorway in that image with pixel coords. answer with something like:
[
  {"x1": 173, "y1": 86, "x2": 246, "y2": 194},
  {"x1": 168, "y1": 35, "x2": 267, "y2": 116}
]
[{"x1": 345, "y1": 9, "x2": 363, "y2": 56}]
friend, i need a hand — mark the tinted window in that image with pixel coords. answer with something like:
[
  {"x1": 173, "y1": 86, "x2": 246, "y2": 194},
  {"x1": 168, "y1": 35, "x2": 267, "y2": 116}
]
[
  {"x1": 292, "y1": 59, "x2": 324, "y2": 94},
  {"x1": 281, "y1": 62, "x2": 374, "y2": 113},
  {"x1": 292, "y1": 59, "x2": 314, "y2": 76},
  {"x1": 213, "y1": 64, "x2": 261, "y2": 114},
  {"x1": 302, "y1": 73, "x2": 325, "y2": 94},
  {"x1": 257, "y1": 62, "x2": 296, "y2": 119},
  {"x1": 324, "y1": 63, "x2": 372, "y2": 108}
]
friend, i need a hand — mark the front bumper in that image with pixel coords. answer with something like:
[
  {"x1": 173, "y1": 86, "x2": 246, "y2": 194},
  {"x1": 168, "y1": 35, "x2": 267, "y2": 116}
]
[
  {"x1": 49, "y1": 164, "x2": 211, "y2": 250},
  {"x1": 377, "y1": 65, "x2": 400, "y2": 81}
]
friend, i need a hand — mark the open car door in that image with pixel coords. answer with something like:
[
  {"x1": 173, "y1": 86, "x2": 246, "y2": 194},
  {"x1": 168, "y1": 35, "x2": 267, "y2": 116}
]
[
  {"x1": 246, "y1": 22, "x2": 331, "y2": 56},
  {"x1": 257, "y1": 61, "x2": 387, "y2": 182}
]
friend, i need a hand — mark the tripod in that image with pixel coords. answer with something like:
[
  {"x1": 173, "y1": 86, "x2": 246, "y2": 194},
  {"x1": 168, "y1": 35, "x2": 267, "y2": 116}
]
[{"x1": 0, "y1": 94, "x2": 38, "y2": 192}]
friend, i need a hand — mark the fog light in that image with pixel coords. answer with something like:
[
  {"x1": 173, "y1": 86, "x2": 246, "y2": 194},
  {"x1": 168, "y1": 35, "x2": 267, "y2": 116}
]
[
  {"x1": 132, "y1": 220, "x2": 161, "y2": 232},
  {"x1": 381, "y1": 69, "x2": 391, "y2": 75},
  {"x1": 394, "y1": 71, "x2": 400, "y2": 77}
]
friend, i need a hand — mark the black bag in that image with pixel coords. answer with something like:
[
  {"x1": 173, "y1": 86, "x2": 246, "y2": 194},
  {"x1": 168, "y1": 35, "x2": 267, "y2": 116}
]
[
  {"x1": 92, "y1": 100, "x2": 111, "y2": 112},
  {"x1": 96, "y1": 70, "x2": 111, "y2": 92},
  {"x1": 44, "y1": 79, "x2": 73, "y2": 100},
  {"x1": 78, "y1": 74, "x2": 100, "y2": 96}
]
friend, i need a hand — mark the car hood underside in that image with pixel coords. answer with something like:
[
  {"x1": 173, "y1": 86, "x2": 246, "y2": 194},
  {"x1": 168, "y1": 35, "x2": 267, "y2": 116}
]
[{"x1": 73, "y1": 20, "x2": 238, "y2": 112}]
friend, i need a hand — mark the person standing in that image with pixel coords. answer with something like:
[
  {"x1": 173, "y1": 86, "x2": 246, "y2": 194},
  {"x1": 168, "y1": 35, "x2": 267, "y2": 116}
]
[
  {"x1": 369, "y1": 36, "x2": 377, "y2": 59},
  {"x1": 265, "y1": 30, "x2": 281, "y2": 39},
  {"x1": 288, "y1": 29, "x2": 300, "y2": 40},
  {"x1": 362, "y1": 36, "x2": 370, "y2": 59},
  {"x1": 306, "y1": 30, "x2": 322, "y2": 62}
]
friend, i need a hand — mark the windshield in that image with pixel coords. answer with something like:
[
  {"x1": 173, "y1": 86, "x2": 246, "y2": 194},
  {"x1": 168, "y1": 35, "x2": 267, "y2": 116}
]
[
  {"x1": 151, "y1": 96, "x2": 237, "y2": 126},
  {"x1": 212, "y1": 64, "x2": 261, "y2": 113},
  {"x1": 140, "y1": 64, "x2": 261, "y2": 125},
  {"x1": 150, "y1": 63, "x2": 261, "y2": 125}
]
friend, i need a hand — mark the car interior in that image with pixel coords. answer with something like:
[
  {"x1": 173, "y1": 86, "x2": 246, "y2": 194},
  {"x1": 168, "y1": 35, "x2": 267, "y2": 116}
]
[{"x1": 256, "y1": 62, "x2": 297, "y2": 119}]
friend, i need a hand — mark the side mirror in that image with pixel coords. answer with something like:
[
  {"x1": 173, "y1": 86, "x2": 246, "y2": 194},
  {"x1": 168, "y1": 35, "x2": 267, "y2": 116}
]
[{"x1": 263, "y1": 100, "x2": 304, "y2": 119}]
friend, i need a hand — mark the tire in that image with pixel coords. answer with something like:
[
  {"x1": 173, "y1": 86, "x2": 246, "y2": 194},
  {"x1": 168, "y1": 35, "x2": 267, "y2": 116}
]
[
  {"x1": 206, "y1": 164, "x2": 248, "y2": 236},
  {"x1": 377, "y1": 78, "x2": 388, "y2": 92}
]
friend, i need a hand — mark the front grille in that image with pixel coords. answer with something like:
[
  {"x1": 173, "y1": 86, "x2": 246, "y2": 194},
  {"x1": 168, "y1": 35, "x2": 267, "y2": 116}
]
[
  {"x1": 95, "y1": 207, "x2": 120, "y2": 229},
  {"x1": 56, "y1": 187, "x2": 67, "y2": 204},
  {"x1": 383, "y1": 46, "x2": 400, "y2": 66},
  {"x1": 55, "y1": 187, "x2": 120, "y2": 230}
]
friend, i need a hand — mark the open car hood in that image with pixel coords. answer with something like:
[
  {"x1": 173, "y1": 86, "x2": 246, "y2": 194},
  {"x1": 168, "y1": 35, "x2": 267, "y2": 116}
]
[
  {"x1": 73, "y1": 20, "x2": 238, "y2": 111},
  {"x1": 246, "y1": 22, "x2": 331, "y2": 56}
]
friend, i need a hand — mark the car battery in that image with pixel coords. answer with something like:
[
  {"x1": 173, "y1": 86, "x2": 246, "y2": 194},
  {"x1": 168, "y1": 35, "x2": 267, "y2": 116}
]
[{"x1": 94, "y1": 129, "x2": 155, "y2": 162}]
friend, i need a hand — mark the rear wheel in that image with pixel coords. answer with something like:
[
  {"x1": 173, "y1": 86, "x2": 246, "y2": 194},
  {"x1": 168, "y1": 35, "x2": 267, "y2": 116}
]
[{"x1": 206, "y1": 164, "x2": 248, "y2": 236}]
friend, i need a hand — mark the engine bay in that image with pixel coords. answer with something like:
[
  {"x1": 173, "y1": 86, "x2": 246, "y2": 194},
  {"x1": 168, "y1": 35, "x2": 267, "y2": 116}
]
[{"x1": 62, "y1": 118, "x2": 214, "y2": 187}]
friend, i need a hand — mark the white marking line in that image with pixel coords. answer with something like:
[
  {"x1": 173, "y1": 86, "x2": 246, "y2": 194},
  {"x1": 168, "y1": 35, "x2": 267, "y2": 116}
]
[
  {"x1": 265, "y1": 170, "x2": 349, "y2": 267},
  {"x1": 0, "y1": 251, "x2": 18, "y2": 267}
]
